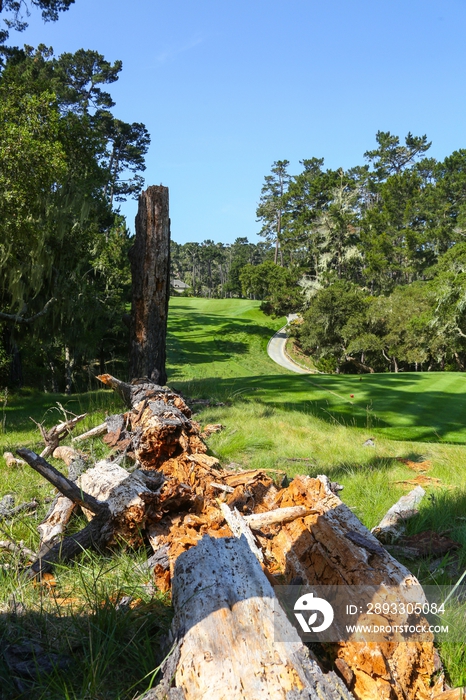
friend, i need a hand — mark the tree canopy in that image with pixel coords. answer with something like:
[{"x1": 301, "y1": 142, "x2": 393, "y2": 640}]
[
  {"x1": 0, "y1": 41, "x2": 149, "y2": 389},
  {"x1": 169, "y1": 130, "x2": 466, "y2": 377},
  {"x1": 0, "y1": 0, "x2": 75, "y2": 44}
]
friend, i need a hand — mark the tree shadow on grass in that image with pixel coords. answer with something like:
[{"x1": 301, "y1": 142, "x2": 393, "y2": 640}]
[
  {"x1": 167, "y1": 310, "x2": 279, "y2": 377},
  {"x1": 0, "y1": 598, "x2": 169, "y2": 700},
  {"x1": 1, "y1": 390, "x2": 122, "y2": 440},
  {"x1": 169, "y1": 374, "x2": 466, "y2": 444}
]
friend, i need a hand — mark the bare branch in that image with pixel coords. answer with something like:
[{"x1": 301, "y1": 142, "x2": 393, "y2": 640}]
[
  {"x1": 0, "y1": 298, "x2": 56, "y2": 325},
  {"x1": 16, "y1": 449, "x2": 109, "y2": 516}
]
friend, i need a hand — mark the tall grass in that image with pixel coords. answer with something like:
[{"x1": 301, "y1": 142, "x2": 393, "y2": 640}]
[
  {"x1": 1, "y1": 297, "x2": 466, "y2": 692},
  {"x1": 0, "y1": 546, "x2": 172, "y2": 699}
]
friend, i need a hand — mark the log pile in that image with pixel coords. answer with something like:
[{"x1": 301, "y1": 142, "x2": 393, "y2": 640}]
[{"x1": 16, "y1": 375, "x2": 446, "y2": 700}]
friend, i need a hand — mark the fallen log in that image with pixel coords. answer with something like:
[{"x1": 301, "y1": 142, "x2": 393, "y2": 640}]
[
  {"x1": 264, "y1": 474, "x2": 443, "y2": 700},
  {"x1": 97, "y1": 374, "x2": 186, "y2": 410},
  {"x1": 96, "y1": 374, "x2": 205, "y2": 469},
  {"x1": 154, "y1": 535, "x2": 354, "y2": 700},
  {"x1": 371, "y1": 486, "x2": 425, "y2": 543},
  {"x1": 14, "y1": 376, "x2": 445, "y2": 699}
]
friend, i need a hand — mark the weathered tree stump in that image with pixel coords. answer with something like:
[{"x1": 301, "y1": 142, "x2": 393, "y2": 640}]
[{"x1": 129, "y1": 185, "x2": 170, "y2": 383}]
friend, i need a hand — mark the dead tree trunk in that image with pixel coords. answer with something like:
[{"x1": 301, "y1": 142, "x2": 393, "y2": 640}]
[
  {"x1": 152, "y1": 535, "x2": 354, "y2": 700},
  {"x1": 129, "y1": 185, "x2": 170, "y2": 384},
  {"x1": 266, "y1": 475, "x2": 443, "y2": 700}
]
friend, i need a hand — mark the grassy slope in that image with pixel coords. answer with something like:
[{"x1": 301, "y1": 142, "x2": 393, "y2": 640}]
[
  {"x1": 0, "y1": 297, "x2": 465, "y2": 692},
  {"x1": 167, "y1": 297, "x2": 286, "y2": 380},
  {"x1": 165, "y1": 298, "x2": 466, "y2": 533}
]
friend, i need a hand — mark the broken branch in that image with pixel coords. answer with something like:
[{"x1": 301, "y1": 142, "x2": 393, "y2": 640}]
[
  {"x1": 72, "y1": 422, "x2": 107, "y2": 443},
  {"x1": 0, "y1": 298, "x2": 56, "y2": 325},
  {"x1": 244, "y1": 505, "x2": 317, "y2": 530},
  {"x1": 16, "y1": 449, "x2": 108, "y2": 517}
]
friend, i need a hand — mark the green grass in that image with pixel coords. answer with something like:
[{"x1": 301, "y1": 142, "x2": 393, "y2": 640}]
[
  {"x1": 167, "y1": 297, "x2": 466, "y2": 444},
  {"x1": 167, "y1": 297, "x2": 286, "y2": 380},
  {"x1": 166, "y1": 297, "x2": 466, "y2": 686},
  {"x1": 1, "y1": 297, "x2": 466, "y2": 692},
  {"x1": 0, "y1": 547, "x2": 171, "y2": 699}
]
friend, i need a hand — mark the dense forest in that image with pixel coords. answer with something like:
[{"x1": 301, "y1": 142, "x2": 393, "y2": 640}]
[
  {"x1": 0, "y1": 0, "x2": 148, "y2": 390},
  {"x1": 173, "y1": 138, "x2": 466, "y2": 374}
]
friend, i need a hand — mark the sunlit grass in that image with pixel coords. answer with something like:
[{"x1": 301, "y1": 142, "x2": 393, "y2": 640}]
[
  {"x1": 168, "y1": 298, "x2": 466, "y2": 444},
  {"x1": 1, "y1": 297, "x2": 466, "y2": 691}
]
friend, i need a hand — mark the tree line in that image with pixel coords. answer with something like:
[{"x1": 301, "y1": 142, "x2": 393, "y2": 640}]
[
  {"x1": 2, "y1": 3, "x2": 465, "y2": 385},
  {"x1": 0, "y1": 0, "x2": 148, "y2": 390},
  {"x1": 242, "y1": 136, "x2": 466, "y2": 373},
  {"x1": 171, "y1": 134, "x2": 466, "y2": 374}
]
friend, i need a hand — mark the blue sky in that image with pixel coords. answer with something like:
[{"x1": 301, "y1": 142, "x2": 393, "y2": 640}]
[{"x1": 9, "y1": 0, "x2": 466, "y2": 244}]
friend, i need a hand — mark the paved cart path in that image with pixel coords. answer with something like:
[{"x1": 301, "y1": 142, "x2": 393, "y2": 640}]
[{"x1": 267, "y1": 316, "x2": 310, "y2": 374}]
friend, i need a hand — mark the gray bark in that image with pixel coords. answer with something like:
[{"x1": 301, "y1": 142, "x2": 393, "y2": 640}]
[{"x1": 155, "y1": 535, "x2": 354, "y2": 700}]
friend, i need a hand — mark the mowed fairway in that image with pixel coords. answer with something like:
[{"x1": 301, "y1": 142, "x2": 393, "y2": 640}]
[{"x1": 167, "y1": 298, "x2": 466, "y2": 443}]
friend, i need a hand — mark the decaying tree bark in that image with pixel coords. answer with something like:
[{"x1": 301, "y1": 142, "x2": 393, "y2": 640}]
[
  {"x1": 262, "y1": 475, "x2": 443, "y2": 700},
  {"x1": 36, "y1": 447, "x2": 88, "y2": 555},
  {"x1": 155, "y1": 535, "x2": 354, "y2": 700},
  {"x1": 128, "y1": 185, "x2": 170, "y2": 383},
  {"x1": 16, "y1": 375, "x2": 445, "y2": 699}
]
